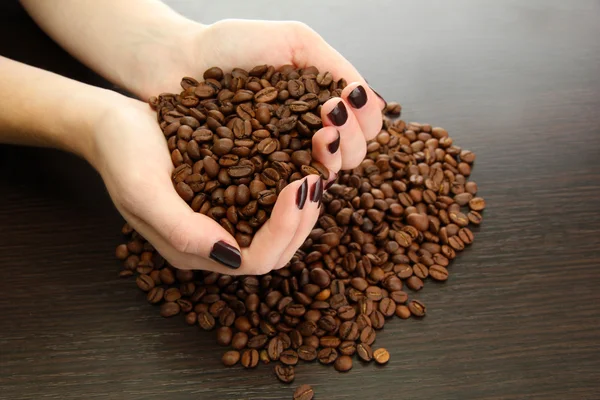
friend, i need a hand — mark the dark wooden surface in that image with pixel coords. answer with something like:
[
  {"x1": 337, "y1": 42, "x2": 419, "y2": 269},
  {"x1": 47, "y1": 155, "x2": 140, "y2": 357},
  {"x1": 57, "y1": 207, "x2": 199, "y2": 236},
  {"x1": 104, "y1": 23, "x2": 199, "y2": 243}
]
[{"x1": 1, "y1": 1, "x2": 600, "y2": 399}]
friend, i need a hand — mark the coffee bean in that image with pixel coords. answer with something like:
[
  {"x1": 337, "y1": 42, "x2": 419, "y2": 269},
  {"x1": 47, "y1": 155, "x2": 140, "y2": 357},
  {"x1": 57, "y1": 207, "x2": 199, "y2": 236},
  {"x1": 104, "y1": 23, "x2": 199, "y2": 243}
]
[
  {"x1": 280, "y1": 349, "x2": 299, "y2": 366},
  {"x1": 360, "y1": 327, "x2": 376, "y2": 345},
  {"x1": 334, "y1": 355, "x2": 353, "y2": 372},
  {"x1": 317, "y1": 348, "x2": 338, "y2": 365},
  {"x1": 373, "y1": 348, "x2": 390, "y2": 364},
  {"x1": 274, "y1": 364, "x2": 295, "y2": 383},
  {"x1": 160, "y1": 301, "x2": 180, "y2": 317},
  {"x1": 408, "y1": 300, "x2": 426, "y2": 317},
  {"x1": 146, "y1": 287, "x2": 164, "y2": 304},
  {"x1": 379, "y1": 298, "x2": 396, "y2": 317},
  {"x1": 198, "y1": 311, "x2": 216, "y2": 330},
  {"x1": 406, "y1": 276, "x2": 424, "y2": 291},
  {"x1": 395, "y1": 305, "x2": 411, "y2": 319},
  {"x1": 429, "y1": 264, "x2": 449, "y2": 281},
  {"x1": 216, "y1": 326, "x2": 233, "y2": 346},
  {"x1": 231, "y1": 332, "x2": 248, "y2": 350},
  {"x1": 298, "y1": 345, "x2": 318, "y2": 361},
  {"x1": 469, "y1": 197, "x2": 486, "y2": 211},
  {"x1": 406, "y1": 213, "x2": 429, "y2": 231},
  {"x1": 357, "y1": 343, "x2": 374, "y2": 362},
  {"x1": 268, "y1": 337, "x2": 284, "y2": 361},
  {"x1": 293, "y1": 384, "x2": 314, "y2": 400},
  {"x1": 248, "y1": 334, "x2": 268, "y2": 349},
  {"x1": 222, "y1": 350, "x2": 240, "y2": 367},
  {"x1": 241, "y1": 349, "x2": 259, "y2": 368},
  {"x1": 136, "y1": 274, "x2": 155, "y2": 292}
]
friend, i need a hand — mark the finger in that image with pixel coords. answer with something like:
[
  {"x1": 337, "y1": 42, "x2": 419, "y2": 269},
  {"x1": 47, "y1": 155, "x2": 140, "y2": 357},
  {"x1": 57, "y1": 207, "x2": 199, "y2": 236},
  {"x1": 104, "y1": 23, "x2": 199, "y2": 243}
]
[
  {"x1": 340, "y1": 82, "x2": 383, "y2": 141},
  {"x1": 273, "y1": 176, "x2": 324, "y2": 269},
  {"x1": 311, "y1": 125, "x2": 342, "y2": 176},
  {"x1": 291, "y1": 23, "x2": 386, "y2": 110},
  {"x1": 240, "y1": 175, "x2": 319, "y2": 274},
  {"x1": 320, "y1": 98, "x2": 367, "y2": 170},
  {"x1": 124, "y1": 171, "x2": 243, "y2": 271}
]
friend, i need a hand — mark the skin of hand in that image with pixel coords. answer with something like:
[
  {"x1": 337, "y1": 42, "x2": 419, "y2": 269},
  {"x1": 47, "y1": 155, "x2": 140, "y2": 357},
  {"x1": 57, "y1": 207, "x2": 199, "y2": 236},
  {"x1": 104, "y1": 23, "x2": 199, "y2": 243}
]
[{"x1": 18, "y1": 1, "x2": 386, "y2": 274}]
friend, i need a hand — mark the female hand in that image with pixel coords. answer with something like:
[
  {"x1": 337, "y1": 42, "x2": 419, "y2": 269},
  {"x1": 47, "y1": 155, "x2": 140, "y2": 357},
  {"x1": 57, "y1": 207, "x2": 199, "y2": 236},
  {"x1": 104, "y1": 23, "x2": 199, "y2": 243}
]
[{"x1": 95, "y1": 20, "x2": 385, "y2": 275}]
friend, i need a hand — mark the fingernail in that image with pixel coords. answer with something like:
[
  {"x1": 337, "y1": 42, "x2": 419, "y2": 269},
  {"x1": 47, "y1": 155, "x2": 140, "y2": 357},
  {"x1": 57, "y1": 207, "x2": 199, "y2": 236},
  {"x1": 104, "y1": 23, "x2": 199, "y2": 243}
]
[
  {"x1": 210, "y1": 241, "x2": 241, "y2": 269},
  {"x1": 311, "y1": 178, "x2": 324, "y2": 203},
  {"x1": 368, "y1": 85, "x2": 387, "y2": 109},
  {"x1": 296, "y1": 179, "x2": 309, "y2": 210},
  {"x1": 328, "y1": 131, "x2": 340, "y2": 153},
  {"x1": 348, "y1": 85, "x2": 367, "y2": 109},
  {"x1": 325, "y1": 173, "x2": 337, "y2": 190},
  {"x1": 327, "y1": 101, "x2": 348, "y2": 126}
]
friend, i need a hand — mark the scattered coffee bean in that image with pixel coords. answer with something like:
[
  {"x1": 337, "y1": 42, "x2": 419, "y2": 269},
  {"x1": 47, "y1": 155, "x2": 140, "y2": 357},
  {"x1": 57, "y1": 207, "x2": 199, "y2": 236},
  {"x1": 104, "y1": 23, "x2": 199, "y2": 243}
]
[
  {"x1": 241, "y1": 349, "x2": 260, "y2": 368},
  {"x1": 293, "y1": 384, "x2": 314, "y2": 400},
  {"x1": 408, "y1": 300, "x2": 426, "y2": 317},
  {"x1": 222, "y1": 350, "x2": 240, "y2": 367},
  {"x1": 373, "y1": 348, "x2": 390, "y2": 365},
  {"x1": 334, "y1": 355, "x2": 353, "y2": 372},
  {"x1": 275, "y1": 364, "x2": 295, "y2": 383}
]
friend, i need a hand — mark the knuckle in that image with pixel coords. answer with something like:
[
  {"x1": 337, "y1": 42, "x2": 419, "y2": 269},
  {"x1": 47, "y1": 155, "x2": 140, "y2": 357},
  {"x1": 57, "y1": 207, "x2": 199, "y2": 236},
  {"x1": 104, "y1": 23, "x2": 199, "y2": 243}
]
[{"x1": 167, "y1": 222, "x2": 192, "y2": 254}]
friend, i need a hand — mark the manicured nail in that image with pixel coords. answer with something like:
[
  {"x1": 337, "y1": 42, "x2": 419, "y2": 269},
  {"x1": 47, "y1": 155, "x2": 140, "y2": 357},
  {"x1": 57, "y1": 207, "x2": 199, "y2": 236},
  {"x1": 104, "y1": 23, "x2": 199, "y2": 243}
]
[
  {"x1": 328, "y1": 131, "x2": 340, "y2": 153},
  {"x1": 368, "y1": 85, "x2": 387, "y2": 109},
  {"x1": 348, "y1": 85, "x2": 367, "y2": 109},
  {"x1": 325, "y1": 173, "x2": 338, "y2": 190},
  {"x1": 310, "y1": 178, "x2": 324, "y2": 203},
  {"x1": 327, "y1": 101, "x2": 348, "y2": 126},
  {"x1": 209, "y1": 241, "x2": 241, "y2": 269},
  {"x1": 296, "y1": 179, "x2": 309, "y2": 209}
]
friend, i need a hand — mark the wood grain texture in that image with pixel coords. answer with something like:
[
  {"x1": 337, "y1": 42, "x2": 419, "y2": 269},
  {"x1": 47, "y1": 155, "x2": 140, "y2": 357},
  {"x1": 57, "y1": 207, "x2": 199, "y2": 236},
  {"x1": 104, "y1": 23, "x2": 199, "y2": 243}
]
[{"x1": 1, "y1": 1, "x2": 600, "y2": 399}]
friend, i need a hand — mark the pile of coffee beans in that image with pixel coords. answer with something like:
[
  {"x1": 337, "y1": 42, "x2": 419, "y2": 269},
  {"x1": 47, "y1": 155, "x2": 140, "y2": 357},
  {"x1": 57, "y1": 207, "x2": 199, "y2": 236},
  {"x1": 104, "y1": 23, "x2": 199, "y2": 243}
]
[{"x1": 115, "y1": 65, "x2": 485, "y2": 397}]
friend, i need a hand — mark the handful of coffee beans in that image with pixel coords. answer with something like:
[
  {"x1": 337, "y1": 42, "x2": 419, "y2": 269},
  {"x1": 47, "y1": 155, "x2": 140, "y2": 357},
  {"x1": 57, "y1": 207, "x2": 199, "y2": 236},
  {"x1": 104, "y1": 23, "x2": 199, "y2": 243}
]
[
  {"x1": 151, "y1": 64, "x2": 340, "y2": 247},
  {"x1": 115, "y1": 65, "x2": 485, "y2": 397}
]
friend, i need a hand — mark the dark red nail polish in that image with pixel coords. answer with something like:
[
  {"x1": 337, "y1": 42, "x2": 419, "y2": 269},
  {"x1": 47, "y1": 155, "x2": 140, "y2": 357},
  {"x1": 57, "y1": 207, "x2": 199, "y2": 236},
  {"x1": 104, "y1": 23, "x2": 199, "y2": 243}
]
[
  {"x1": 296, "y1": 179, "x2": 309, "y2": 209},
  {"x1": 368, "y1": 85, "x2": 387, "y2": 109},
  {"x1": 325, "y1": 173, "x2": 338, "y2": 190},
  {"x1": 310, "y1": 179, "x2": 324, "y2": 203},
  {"x1": 327, "y1": 101, "x2": 348, "y2": 126},
  {"x1": 348, "y1": 85, "x2": 367, "y2": 109},
  {"x1": 209, "y1": 241, "x2": 241, "y2": 269},
  {"x1": 328, "y1": 131, "x2": 340, "y2": 153}
]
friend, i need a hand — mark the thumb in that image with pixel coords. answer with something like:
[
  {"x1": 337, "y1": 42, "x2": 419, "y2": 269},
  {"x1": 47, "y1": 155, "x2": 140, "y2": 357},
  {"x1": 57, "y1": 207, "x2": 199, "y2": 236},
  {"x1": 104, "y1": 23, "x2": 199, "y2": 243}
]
[{"x1": 133, "y1": 175, "x2": 242, "y2": 270}]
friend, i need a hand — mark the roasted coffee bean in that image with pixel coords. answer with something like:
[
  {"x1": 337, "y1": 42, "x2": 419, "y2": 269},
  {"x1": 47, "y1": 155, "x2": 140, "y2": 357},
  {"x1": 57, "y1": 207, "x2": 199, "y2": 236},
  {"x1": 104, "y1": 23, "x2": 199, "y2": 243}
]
[
  {"x1": 198, "y1": 311, "x2": 216, "y2": 330},
  {"x1": 360, "y1": 327, "x2": 376, "y2": 345},
  {"x1": 317, "y1": 347, "x2": 338, "y2": 365},
  {"x1": 216, "y1": 326, "x2": 233, "y2": 346},
  {"x1": 373, "y1": 348, "x2": 390, "y2": 364},
  {"x1": 274, "y1": 364, "x2": 295, "y2": 383},
  {"x1": 231, "y1": 332, "x2": 249, "y2": 350},
  {"x1": 293, "y1": 384, "x2": 314, "y2": 400},
  {"x1": 222, "y1": 350, "x2": 240, "y2": 367},
  {"x1": 160, "y1": 301, "x2": 180, "y2": 318},
  {"x1": 357, "y1": 343, "x2": 374, "y2": 362},
  {"x1": 334, "y1": 355, "x2": 353, "y2": 372},
  {"x1": 408, "y1": 300, "x2": 426, "y2": 317},
  {"x1": 395, "y1": 305, "x2": 411, "y2": 319},
  {"x1": 280, "y1": 349, "x2": 299, "y2": 366},
  {"x1": 136, "y1": 274, "x2": 155, "y2": 292},
  {"x1": 248, "y1": 334, "x2": 269, "y2": 349},
  {"x1": 469, "y1": 197, "x2": 486, "y2": 211},
  {"x1": 406, "y1": 276, "x2": 424, "y2": 291},
  {"x1": 241, "y1": 349, "x2": 260, "y2": 368},
  {"x1": 298, "y1": 345, "x2": 318, "y2": 361},
  {"x1": 146, "y1": 287, "x2": 164, "y2": 304},
  {"x1": 379, "y1": 298, "x2": 396, "y2": 317},
  {"x1": 268, "y1": 337, "x2": 284, "y2": 360}
]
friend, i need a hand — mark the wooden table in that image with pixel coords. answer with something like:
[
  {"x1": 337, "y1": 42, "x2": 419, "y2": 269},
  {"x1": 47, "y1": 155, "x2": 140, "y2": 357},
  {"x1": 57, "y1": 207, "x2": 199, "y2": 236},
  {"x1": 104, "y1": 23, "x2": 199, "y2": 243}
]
[{"x1": 1, "y1": 1, "x2": 599, "y2": 399}]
